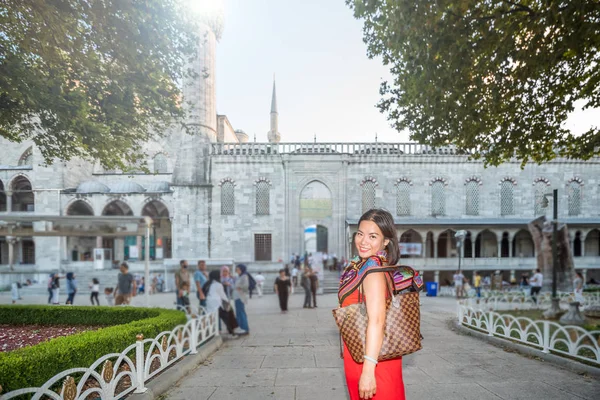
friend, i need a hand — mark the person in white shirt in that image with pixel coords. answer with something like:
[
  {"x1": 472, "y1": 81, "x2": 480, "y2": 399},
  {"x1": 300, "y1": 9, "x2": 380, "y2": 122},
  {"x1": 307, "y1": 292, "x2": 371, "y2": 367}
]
[
  {"x1": 530, "y1": 268, "x2": 543, "y2": 304},
  {"x1": 204, "y1": 270, "x2": 239, "y2": 337},
  {"x1": 453, "y1": 270, "x2": 465, "y2": 298},
  {"x1": 291, "y1": 266, "x2": 298, "y2": 291},
  {"x1": 254, "y1": 272, "x2": 266, "y2": 297}
]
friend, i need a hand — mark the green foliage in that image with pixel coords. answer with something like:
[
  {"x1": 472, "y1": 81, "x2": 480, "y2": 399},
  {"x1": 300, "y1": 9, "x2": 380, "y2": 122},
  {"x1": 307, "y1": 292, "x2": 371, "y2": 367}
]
[
  {"x1": 347, "y1": 0, "x2": 600, "y2": 166},
  {"x1": 0, "y1": 0, "x2": 199, "y2": 170},
  {"x1": 0, "y1": 306, "x2": 186, "y2": 393}
]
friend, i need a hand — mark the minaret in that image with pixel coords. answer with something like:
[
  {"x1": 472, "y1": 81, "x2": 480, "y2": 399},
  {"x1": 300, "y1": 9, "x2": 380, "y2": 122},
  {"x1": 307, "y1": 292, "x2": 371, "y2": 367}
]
[
  {"x1": 173, "y1": 4, "x2": 223, "y2": 186},
  {"x1": 267, "y1": 78, "x2": 281, "y2": 143}
]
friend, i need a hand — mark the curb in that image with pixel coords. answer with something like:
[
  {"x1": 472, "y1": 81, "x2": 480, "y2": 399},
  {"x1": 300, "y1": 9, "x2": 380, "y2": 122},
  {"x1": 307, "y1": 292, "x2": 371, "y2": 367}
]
[
  {"x1": 454, "y1": 322, "x2": 600, "y2": 379},
  {"x1": 129, "y1": 335, "x2": 223, "y2": 400}
]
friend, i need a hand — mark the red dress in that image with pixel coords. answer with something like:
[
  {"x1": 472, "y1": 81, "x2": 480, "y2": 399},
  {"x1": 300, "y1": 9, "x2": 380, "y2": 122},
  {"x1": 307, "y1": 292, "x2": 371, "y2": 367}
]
[
  {"x1": 341, "y1": 287, "x2": 405, "y2": 400},
  {"x1": 338, "y1": 253, "x2": 407, "y2": 400}
]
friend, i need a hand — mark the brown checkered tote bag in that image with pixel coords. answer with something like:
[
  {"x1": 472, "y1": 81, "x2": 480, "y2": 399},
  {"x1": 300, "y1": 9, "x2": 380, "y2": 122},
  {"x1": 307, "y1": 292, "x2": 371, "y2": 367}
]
[{"x1": 332, "y1": 268, "x2": 422, "y2": 363}]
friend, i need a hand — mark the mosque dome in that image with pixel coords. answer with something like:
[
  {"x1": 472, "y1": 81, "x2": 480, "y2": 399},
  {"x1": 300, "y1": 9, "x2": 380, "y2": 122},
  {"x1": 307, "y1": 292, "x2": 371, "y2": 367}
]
[
  {"x1": 145, "y1": 181, "x2": 171, "y2": 193},
  {"x1": 108, "y1": 181, "x2": 146, "y2": 193},
  {"x1": 76, "y1": 181, "x2": 110, "y2": 194}
]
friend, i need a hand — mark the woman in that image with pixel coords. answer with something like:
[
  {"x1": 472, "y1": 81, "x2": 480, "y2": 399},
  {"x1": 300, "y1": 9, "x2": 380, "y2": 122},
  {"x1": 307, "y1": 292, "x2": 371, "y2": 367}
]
[
  {"x1": 338, "y1": 209, "x2": 403, "y2": 400},
  {"x1": 65, "y1": 272, "x2": 77, "y2": 305},
  {"x1": 51, "y1": 273, "x2": 62, "y2": 304},
  {"x1": 90, "y1": 278, "x2": 100, "y2": 305},
  {"x1": 221, "y1": 266, "x2": 235, "y2": 299},
  {"x1": 274, "y1": 269, "x2": 291, "y2": 312},
  {"x1": 203, "y1": 270, "x2": 238, "y2": 337},
  {"x1": 233, "y1": 264, "x2": 250, "y2": 334},
  {"x1": 47, "y1": 273, "x2": 55, "y2": 304},
  {"x1": 574, "y1": 271, "x2": 585, "y2": 304},
  {"x1": 301, "y1": 267, "x2": 312, "y2": 308}
]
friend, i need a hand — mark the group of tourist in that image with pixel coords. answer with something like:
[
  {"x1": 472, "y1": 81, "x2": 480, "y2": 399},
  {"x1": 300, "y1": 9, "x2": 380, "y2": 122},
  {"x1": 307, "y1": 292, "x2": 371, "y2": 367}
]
[{"x1": 174, "y1": 260, "x2": 252, "y2": 337}]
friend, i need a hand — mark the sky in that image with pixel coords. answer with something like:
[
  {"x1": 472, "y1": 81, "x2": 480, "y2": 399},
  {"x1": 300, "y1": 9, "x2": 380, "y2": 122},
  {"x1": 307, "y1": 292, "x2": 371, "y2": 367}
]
[{"x1": 211, "y1": 0, "x2": 597, "y2": 144}]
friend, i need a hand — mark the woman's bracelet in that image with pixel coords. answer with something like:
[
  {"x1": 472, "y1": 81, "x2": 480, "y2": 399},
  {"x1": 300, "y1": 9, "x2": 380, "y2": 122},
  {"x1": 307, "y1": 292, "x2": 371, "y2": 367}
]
[{"x1": 363, "y1": 355, "x2": 378, "y2": 365}]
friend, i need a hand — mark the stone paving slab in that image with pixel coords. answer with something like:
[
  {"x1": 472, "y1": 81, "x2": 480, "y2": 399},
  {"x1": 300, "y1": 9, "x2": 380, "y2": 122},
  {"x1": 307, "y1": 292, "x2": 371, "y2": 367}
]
[{"x1": 159, "y1": 292, "x2": 600, "y2": 399}]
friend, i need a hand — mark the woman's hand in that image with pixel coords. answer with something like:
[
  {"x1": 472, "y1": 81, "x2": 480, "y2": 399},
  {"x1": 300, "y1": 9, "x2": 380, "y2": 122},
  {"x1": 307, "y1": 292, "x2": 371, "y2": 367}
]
[{"x1": 358, "y1": 369, "x2": 376, "y2": 399}]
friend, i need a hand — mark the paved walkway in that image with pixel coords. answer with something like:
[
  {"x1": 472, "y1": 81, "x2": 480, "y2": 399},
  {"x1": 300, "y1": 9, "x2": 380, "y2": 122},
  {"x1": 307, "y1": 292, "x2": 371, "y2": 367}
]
[
  {"x1": 164, "y1": 293, "x2": 600, "y2": 400},
  {"x1": 3, "y1": 290, "x2": 599, "y2": 399}
]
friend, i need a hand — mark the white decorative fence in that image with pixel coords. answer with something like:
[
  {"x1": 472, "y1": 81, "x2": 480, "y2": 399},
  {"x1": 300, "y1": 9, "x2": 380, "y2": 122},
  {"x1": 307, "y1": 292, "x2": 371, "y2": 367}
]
[
  {"x1": 2, "y1": 310, "x2": 219, "y2": 400},
  {"x1": 461, "y1": 292, "x2": 600, "y2": 311},
  {"x1": 457, "y1": 305, "x2": 600, "y2": 366}
]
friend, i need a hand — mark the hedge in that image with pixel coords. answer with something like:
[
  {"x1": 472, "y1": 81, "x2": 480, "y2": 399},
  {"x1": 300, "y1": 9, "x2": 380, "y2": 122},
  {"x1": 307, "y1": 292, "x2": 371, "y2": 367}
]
[{"x1": 0, "y1": 306, "x2": 187, "y2": 393}]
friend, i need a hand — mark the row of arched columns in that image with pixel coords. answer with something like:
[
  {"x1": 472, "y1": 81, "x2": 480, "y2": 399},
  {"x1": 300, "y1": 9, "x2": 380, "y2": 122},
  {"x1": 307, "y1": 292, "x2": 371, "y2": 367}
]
[{"x1": 0, "y1": 175, "x2": 35, "y2": 212}]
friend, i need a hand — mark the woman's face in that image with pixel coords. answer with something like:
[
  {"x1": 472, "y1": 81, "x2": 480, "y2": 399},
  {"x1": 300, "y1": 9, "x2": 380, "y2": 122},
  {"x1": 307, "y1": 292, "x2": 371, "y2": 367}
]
[
  {"x1": 355, "y1": 220, "x2": 389, "y2": 259},
  {"x1": 236, "y1": 267, "x2": 242, "y2": 276},
  {"x1": 279, "y1": 271, "x2": 285, "y2": 278},
  {"x1": 222, "y1": 269, "x2": 229, "y2": 277}
]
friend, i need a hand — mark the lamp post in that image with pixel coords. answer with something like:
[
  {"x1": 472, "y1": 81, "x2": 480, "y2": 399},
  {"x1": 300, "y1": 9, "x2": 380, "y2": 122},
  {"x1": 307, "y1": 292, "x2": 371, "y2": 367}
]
[{"x1": 455, "y1": 230, "x2": 467, "y2": 272}]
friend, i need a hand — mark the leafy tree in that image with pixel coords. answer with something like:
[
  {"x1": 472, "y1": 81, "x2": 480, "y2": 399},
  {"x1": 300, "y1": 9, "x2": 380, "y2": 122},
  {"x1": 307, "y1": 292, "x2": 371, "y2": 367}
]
[
  {"x1": 347, "y1": 0, "x2": 600, "y2": 166},
  {"x1": 0, "y1": 0, "x2": 199, "y2": 169}
]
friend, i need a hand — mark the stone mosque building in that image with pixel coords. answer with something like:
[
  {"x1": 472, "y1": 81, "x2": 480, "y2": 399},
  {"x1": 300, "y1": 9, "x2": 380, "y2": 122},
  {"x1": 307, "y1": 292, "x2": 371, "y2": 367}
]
[{"x1": 1, "y1": 12, "x2": 600, "y2": 287}]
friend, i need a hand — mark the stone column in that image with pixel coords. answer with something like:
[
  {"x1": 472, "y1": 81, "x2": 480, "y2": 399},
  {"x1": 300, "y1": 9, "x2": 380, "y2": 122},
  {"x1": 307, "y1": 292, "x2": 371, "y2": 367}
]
[
  {"x1": 6, "y1": 191, "x2": 12, "y2": 212},
  {"x1": 582, "y1": 269, "x2": 587, "y2": 283},
  {"x1": 422, "y1": 238, "x2": 426, "y2": 258},
  {"x1": 497, "y1": 240, "x2": 502, "y2": 259},
  {"x1": 433, "y1": 239, "x2": 438, "y2": 259},
  {"x1": 7, "y1": 237, "x2": 14, "y2": 270},
  {"x1": 96, "y1": 236, "x2": 102, "y2": 248},
  {"x1": 61, "y1": 237, "x2": 68, "y2": 261},
  {"x1": 508, "y1": 236, "x2": 513, "y2": 258},
  {"x1": 510, "y1": 269, "x2": 515, "y2": 283},
  {"x1": 434, "y1": 270, "x2": 440, "y2": 284},
  {"x1": 136, "y1": 236, "x2": 143, "y2": 261}
]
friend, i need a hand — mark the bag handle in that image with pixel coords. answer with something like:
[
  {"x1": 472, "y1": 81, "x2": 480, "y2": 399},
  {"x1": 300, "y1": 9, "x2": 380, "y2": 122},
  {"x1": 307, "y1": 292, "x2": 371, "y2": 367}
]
[{"x1": 358, "y1": 271, "x2": 396, "y2": 307}]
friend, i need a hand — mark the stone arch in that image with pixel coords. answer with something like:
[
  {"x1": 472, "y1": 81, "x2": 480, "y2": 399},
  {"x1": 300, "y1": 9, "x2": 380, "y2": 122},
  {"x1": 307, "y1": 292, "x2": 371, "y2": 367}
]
[
  {"x1": 585, "y1": 229, "x2": 600, "y2": 257},
  {"x1": 142, "y1": 199, "x2": 172, "y2": 259},
  {"x1": 475, "y1": 230, "x2": 497, "y2": 258},
  {"x1": 9, "y1": 174, "x2": 34, "y2": 212},
  {"x1": 513, "y1": 229, "x2": 535, "y2": 257},
  {"x1": 153, "y1": 152, "x2": 168, "y2": 174},
  {"x1": 437, "y1": 229, "x2": 457, "y2": 258},
  {"x1": 399, "y1": 229, "x2": 423, "y2": 258},
  {"x1": 18, "y1": 146, "x2": 33, "y2": 166},
  {"x1": 65, "y1": 199, "x2": 94, "y2": 215},
  {"x1": 102, "y1": 199, "x2": 133, "y2": 216},
  {"x1": 300, "y1": 180, "x2": 333, "y2": 255},
  {"x1": 0, "y1": 179, "x2": 6, "y2": 212},
  {"x1": 573, "y1": 230, "x2": 583, "y2": 257}
]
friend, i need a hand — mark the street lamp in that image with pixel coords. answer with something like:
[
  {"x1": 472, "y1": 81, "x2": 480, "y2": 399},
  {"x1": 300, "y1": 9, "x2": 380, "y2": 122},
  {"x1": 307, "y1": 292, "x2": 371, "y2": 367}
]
[
  {"x1": 541, "y1": 189, "x2": 558, "y2": 299},
  {"x1": 455, "y1": 230, "x2": 467, "y2": 272}
]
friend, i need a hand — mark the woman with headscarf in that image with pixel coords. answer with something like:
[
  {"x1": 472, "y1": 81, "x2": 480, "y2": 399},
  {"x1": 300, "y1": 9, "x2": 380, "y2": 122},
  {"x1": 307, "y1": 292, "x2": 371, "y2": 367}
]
[
  {"x1": 233, "y1": 264, "x2": 250, "y2": 335},
  {"x1": 203, "y1": 270, "x2": 238, "y2": 337},
  {"x1": 65, "y1": 272, "x2": 77, "y2": 305},
  {"x1": 221, "y1": 266, "x2": 235, "y2": 299}
]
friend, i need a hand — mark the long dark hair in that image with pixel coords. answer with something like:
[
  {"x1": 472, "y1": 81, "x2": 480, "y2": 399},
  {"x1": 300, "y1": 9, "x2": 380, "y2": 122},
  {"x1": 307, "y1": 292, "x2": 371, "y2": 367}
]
[
  {"x1": 358, "y1": 208, "x2": 399, "y2": 265},
  {"x1": 203, "y1": 270, "x2": 221, "y2": 295}
]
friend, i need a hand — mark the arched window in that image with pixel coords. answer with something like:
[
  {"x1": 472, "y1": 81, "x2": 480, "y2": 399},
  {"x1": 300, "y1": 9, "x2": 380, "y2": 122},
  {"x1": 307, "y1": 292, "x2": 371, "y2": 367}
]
[
  {"x1": 10, "y1": 175, "x2": 34, "y2": 212},
  {"x1": 500, "y1": 179, "x2": 515, "y2": 216},
  {"x1": 153, "y1": 153, "x2": 168, "y2": 174},
  {"x1": 568, "y1": 180, "x2": 582, "y2": 216},
  {"x1": 534, "y1": 180, "x2": 549, "y2": 216},
  {"x1": 18, "y1": 147, "x2": 33, "y2": 166},
  {"x1": 221, "y1": 180, "x2": 235, "y2": 215},
  {"x1": 255, "y1": 179, "x2": 271, "y2": 215},
  {"x1": 361, "y1": 177, "x2": 377, "y2": 213},
  {"x1": 431, "y1": 180, "x2": 446, "y2": 216},
  {"x1": 465, "y1": 180, "x2": 480, "y2": 216},
  {"x1": 396, "y1": 180, "x2": 411, "y2": 216}
]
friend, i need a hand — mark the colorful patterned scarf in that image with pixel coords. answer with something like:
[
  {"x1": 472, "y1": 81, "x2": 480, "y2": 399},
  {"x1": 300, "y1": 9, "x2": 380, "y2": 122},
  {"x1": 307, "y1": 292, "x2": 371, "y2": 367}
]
[{"x1": 337, "y1": 251, "x2": 424, "y2": 305}]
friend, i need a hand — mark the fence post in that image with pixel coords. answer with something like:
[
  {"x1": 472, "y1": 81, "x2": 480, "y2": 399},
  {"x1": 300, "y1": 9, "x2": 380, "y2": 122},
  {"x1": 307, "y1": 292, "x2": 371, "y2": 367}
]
[
  {"x1": 189, "y1": 318, "x2": 198, "y2": 355},
  {"x1": 488, "y1": 312, "x2": 494, "y2": 337},
  {"x1": 542, "y1": 321, "x2": 550, "y2": 354},
  {"x1": 134, "y1": 334, "x2": 147, "y2": 393}
]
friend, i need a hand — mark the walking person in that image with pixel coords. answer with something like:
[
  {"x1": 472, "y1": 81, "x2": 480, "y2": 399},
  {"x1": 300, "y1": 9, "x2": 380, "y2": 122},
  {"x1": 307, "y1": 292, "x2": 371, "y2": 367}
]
[
  {"x1": 301, "y1": 266, "x2": 312, "y2": 308},
  {"x1": 291, "y1": 266, "x2": 298, "y2": 290},
  {"x1": 115, "y1": 262, "x2": 136, "y2": 305},
  {"x1": 574, "y1": 271, "x2": 585, "y2": 304},
  {"x1": 47, "y1": 273, "x2": 55, "y2": 304},
  {"x1": 65, "y1": 272, "x2": 77, "y2": 305},
  {"x1": 453, "y1": 270, "x2": 465, "y2": 298},
  {"x1": 233, "y1": 264, "x2": 250, "y2": 335},
  {"x1": 274, "y1": 269, "x2": 291, "y2": 312},
  {"x1": 310, "y1": 268, "x2": 319, "y2": 307},
  {"x1": 254, "y1": 271, "x2": 265, "y2": 297},
  {"x1": 338, "y1": 208, "x2": 405, "y2": 400},
  {"x1": 89, "y1": 278, "x2": 100, "y2": 305},
  {"x1": 51, "y1": 273, "x2": 62, "y2": 304},
  {"x1": 474, "y1": 271, "x2": 482, "y2": 299},
  {"x1": 11, "y1": 282, "x2": 21, "y2": 304},
  {"x1": 530, "y1": 268, "x2": 543, "y2": 305},
  {"x1": 194, "y1": 260, "x2": 208, "y2": 307},
  {"x1": 204, "y1": 270, "x2": 238, "y2": 337},
  {"x1": 175, "y1": 260, "x2": 191, "y2": 307}
]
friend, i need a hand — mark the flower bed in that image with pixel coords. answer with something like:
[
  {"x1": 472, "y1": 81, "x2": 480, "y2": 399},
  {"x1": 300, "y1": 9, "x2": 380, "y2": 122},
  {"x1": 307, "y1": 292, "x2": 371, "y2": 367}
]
[
  {"x1": 0, "y1": 305, "x2": 186, "y2": 393},
  {"x1": 0, "y1": 324, "x2": 103, "y2": 352}
]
